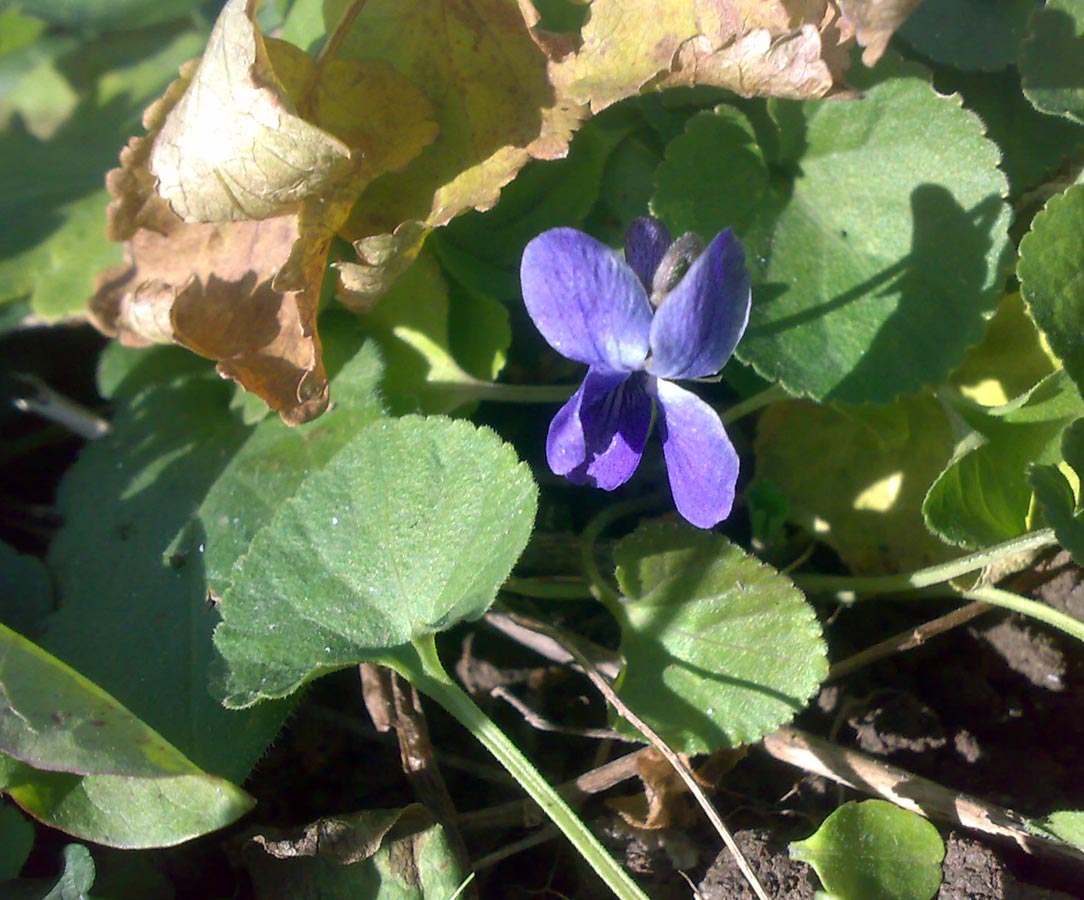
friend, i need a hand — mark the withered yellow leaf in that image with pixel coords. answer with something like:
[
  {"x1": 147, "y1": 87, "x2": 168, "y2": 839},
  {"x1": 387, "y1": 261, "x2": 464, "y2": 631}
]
[{"x1": 149, "y1": 0, "x2": 352, "y2": 223}]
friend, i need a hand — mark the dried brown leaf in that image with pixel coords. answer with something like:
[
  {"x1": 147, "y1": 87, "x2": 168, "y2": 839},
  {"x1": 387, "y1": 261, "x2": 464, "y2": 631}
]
[
  {"x1": 89, "y1": 212, "x2": 330, "y2": 425},
  {"x1": 838, "y1": 0, "x2": 925, "y2": 66},
  {"x1": 90, "y1": 0, "x2": 437, "y2": 423}
]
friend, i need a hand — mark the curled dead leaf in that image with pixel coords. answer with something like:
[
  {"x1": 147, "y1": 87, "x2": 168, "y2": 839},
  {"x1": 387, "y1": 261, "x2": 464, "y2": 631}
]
[
  {"x1": 89, "y1": 212, "x2": 330, "y2": 426},
  {"x1": 838, "y1": 0, "x2": 925, "y2": 66},
  {"x1": 89, "y1": 0, "x2": 437, "y2": 424}
]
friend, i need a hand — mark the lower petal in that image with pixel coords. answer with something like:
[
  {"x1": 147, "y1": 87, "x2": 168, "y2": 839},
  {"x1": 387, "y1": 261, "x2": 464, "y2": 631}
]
[
  {"x1": 547, "y1": 369, "x2": 652, "y2": 490},
  {"x1": 655, "y1": 379, "x2": 739, "y2": 528}
]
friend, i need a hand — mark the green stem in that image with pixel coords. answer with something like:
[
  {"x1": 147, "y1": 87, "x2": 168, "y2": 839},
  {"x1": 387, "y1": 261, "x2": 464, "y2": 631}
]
[
  {"x1": 503, "y1": 576, "x2": 594, "y2": 600},
  {"x1": 390, "y1": 639, "x2": 650, "y2": 900},
  {"x1": 962, "y1": 586, "x2": 1084, "y2": 645},
  {"x1": 579, "y1": 494, "x2": 664, "y2": 603},
  {"x1": 429, "y1": 380, "x2": 576, "y2": 404},
  {"x1": 795, "y1": 528, "x2": 1058, "y2": 595},
  {"x1": 718, "y1": 382, "x2": 789, "y2": 425}
]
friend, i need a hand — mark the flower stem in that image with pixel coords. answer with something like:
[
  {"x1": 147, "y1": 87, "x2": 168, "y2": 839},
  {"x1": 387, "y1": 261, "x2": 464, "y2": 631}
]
[
  {"x1": 579, "y1": 494, "x2": 665, "y2": 603},
  {"x1": 503, "y1": 575, "x2": 594, "y2": 600},
  {"x1": 960, "y1": 586, "x2": 1084, "y2": 645},
  {"x1": 391, "y1": 638, "x2": 651, "y2": 900},
  {"x1": 429, "y1": 380, "x2": 576, "y2": 404},
  {"x1": 794, "y1": 528, "x2": 1058, "y2": 595},
  {"x1": 718, "y1": 382, "x2": 789, "y2": 425}
]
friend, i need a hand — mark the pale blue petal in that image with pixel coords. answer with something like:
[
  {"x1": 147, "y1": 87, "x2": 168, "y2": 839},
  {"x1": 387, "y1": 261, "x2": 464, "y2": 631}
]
[
  {"x1": 655, "y1": 379, "x2": 739, "y2": 528},
  {"x1": 624, "y1": 217, "x2": 671, "y2": 290},
  {"x1": 547, "y1": 369, "x2": 652, "y2": 490},
  {"x1": 522, "y1": 228, "x2": 652, "y2": 373},
  {"x1": 648, "y1": 228, "x2": 751, "y2": 381}
]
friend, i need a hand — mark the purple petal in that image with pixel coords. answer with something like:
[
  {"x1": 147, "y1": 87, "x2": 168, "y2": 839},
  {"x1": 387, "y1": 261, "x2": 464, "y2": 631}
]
[
  {"x1": 655, "y1": 380, "x2": 739, "y2": 528},
  {"x1": 647, "y1": 228, "x2": 751, "y2": 381},
  {"x1": 624, "y1": 217, "x2": 672, "y2": 290},
  {"x1": 521, "y1": 228, "x2": 652, "y2": 373},
  {"x1": 547, "y1": 369, "x2": 652, "y2": 490}
]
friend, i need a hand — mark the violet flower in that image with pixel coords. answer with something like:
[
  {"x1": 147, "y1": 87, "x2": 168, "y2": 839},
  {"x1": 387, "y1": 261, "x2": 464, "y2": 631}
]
[{"x1": 520, "y1": 217, "x2": 751, "y2": 528}]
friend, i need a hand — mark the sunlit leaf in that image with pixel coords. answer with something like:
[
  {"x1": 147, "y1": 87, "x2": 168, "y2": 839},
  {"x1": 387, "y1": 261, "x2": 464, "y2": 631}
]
[
  {"x1": 0, "y1": 623, "x2": 252, "y2": 848},
  {"x1": 241, "y1": 805, "x2": 466, "y2": 900},
  {"x1": 611, "y1": 522, "x2": 826, "y2": 752},
  {"x1": 790, "y1": 800, "x2": 944, "y2": 900},
  {"x1": 197, "y1": 340, "x2": 385, "y2": 594},
  {"x1": 1029, "y1": 809, "x2": 1084, "y2": 848},
  {"x1": 948, "y1": 67, "x2": 1084, "y2": 195},
  {"x1": 1019, "y1": 183, "x2": 1084, "y2": 395},
  {"x1": 1029, "y1": 418, "x2": 1084, "y2": 565},
  {"x1": 924, "y1": 371, "x2": 1084, "y2": 548},
  {"x1": 755, "y1": 395, "x2": 957, "y2": 574},
  {"x1": 358, "y1": 250, "x2": 507, "y2": 414},
  {"x1": 653, "y1": 54, "x2": 1011, "y2": 403},
  {"x1": 1021, "y1": 0, "x2": 1084, "y2": 124},
  {"x1": 950, "y1": 293, "x2": 1057, "y2": 407},
  {"x1": 214, "y1": 416, "x2": 537, "y2": 708}
]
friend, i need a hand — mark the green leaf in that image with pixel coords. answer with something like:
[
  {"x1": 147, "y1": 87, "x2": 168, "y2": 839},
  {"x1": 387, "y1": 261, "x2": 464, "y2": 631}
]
[
  {"x1": 611, "y1": 522, "x2": 826, "y2": 752},
  {"x1": 754, "y1": 395, "x2": 957, "y2": 575},
  {"x1": 0, "y1": 7, "x2": 46, "y2": 56},
  {"x1": 939, "y1": 66, "x2": 1084, "y2": 196},
  {"x1": 16, "y1": 0, "x2": 208, "y2": 31},
  {"x1": 0, "y1": 622, "x2": 252, "y2": 848},
  {"x1": 898, "y1": 0, "x2": 1038, "y2": 71},
  {"x1": 94, "y1": 343, "x2": 211, "y2": 401},
  {"x1": 1028, "y1": 809, "x2": 1084, "y2": 847},
  {"x1": 924, "y1": 371, "x2": 1084, "y2": 547},
  {"x1": 790, "y1": 800, "x2": 944, "y2": 900},
  {"x1": 241, "y1": 805, "x2": 467, "y2": 900},
  {"x1": 197, "y1": 341, "x2": 385, "y2": 594},
  {"x1": 1019, "y1": 183, "x2": 1084, "y2": 394},
  {"x1": 359, "y1": 251, "x2": 505, "y2": 414},
  {"x1": 0, "y1": 804, "x2": 34, "y2": 880},
  {"x1": 435, "y1": 118, "x2": 628, "y2": 299},
  {"x1": 1029, "y1": 418, "x2": 1084, "y2": 564},
  {"x1": 44, "y1": 844, "x2": 94, "y2": 900},
  {"x1": 651, "y1": 104, "x2": 767, "y2": 248},
  {"x1": 42, "y1": 375, "x2": 286, "y2": 782},
  {"x1": 214, "y1": 416, "x2": 537, "y2": 708},
  {"x1": 0, "y1": 541, "x2": 52, "y2": 638},
  {"x1": 950, "y1": 293, "x2": 1057, "y2": 407},
  {"x1": 1021, "y1": 0, "x2": 1084, "y2": 124},
  {"x1": 652, "y1": 56, "x2": 1011, "y2": 403},
  {"x1": 0, "y1": 24, "x2": 208, "y2": 318}
]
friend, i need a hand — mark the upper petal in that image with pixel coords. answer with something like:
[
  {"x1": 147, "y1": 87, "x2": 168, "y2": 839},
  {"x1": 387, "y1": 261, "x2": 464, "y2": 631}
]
[
  {"x1": 624, "y1": 217, "x2": 671, "y2": 290},
  {"x1": 655, "y1": 379, "x2": 739, "y2": 528},
  {"x1": 521, "y1": 228, "x2": 652, "y2": 373},
  {"x1": 647, "y1": 228, "x2": 751, "y2": 381},
  {"x1": 547, "y1": 368, "x2": 652, "y2": 490}
]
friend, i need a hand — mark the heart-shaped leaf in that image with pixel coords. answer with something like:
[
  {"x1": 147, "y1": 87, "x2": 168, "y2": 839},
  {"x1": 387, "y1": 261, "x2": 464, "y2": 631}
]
[
  {"x1": 214, "y1": 416, "x2": 537, "y2": 708},
  {"x1": 611, "y1": 522, "x2": 826, "y2": 752}
]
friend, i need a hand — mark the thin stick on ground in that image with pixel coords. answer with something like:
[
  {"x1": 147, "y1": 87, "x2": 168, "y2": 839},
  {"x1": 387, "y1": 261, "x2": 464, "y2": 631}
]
[
  {"x1": 827, "y1": 600, "x2": 993, "y2": 680},
  {"x1": 762, "y1": 726, "x2": 1084, "y2": 863},
  {"x1": 499, "y1": 611, "x2": 772, "y2": 900}
]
